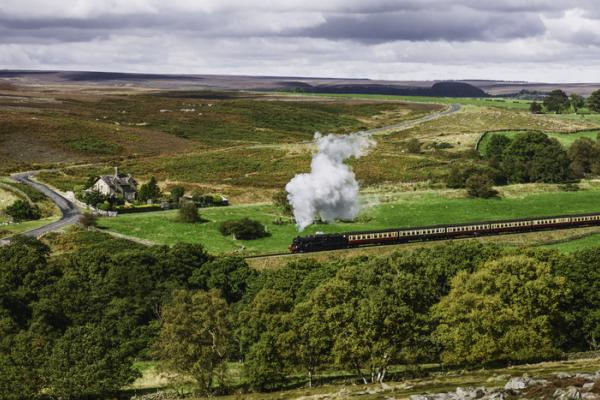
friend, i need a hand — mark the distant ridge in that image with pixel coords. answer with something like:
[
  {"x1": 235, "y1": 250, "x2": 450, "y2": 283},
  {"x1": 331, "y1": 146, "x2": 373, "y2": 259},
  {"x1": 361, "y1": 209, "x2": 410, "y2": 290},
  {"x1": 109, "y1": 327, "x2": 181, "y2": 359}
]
[{"x1": 1, "y1": 69, "x2": 599, "y2": 96}]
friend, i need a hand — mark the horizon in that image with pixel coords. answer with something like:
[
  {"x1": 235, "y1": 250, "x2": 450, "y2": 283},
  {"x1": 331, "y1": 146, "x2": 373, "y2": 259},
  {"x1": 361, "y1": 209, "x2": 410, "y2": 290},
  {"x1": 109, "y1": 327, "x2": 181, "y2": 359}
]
[{"x1": 1, "y1": 68, "x2": 597, "y2": 86}]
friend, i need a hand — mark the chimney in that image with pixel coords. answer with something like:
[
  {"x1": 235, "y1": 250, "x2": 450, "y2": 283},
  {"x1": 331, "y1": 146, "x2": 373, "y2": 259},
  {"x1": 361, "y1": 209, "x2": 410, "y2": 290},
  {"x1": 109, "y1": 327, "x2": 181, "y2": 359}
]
[{"x1": 114, "y1": 166, "x2": 119, "y2": 177}]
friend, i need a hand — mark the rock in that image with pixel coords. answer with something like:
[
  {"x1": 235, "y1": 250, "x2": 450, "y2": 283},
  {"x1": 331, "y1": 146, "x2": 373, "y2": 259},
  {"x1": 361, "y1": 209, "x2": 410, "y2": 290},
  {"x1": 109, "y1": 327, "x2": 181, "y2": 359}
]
[
  {"x1": 455, "y1": 387, "x2": 487, "y2": 399},
  {"x1": 576, "y1": 373, "x2": 597, "y2": 380},
  {"x1": 581, "y1": 393, "x2": 600, "y2": 400},
  {"x1": 481, "y1": 392, "x2": 505, "y2": 400},
  {"x1": 504, "y1": 377, "x2": 533, "y2": 391},
  {"x1": 554, "y1": 386, "x2": 582, "y2": 400},
  {"x1": 583, "y1": 383, "x2": 595, "y2": 392},
  {"x1": 410, "y1": 396, "x2": 432, "y2": 400},
  {"x1": 555, "y1": 372, "x2": 574, "y2": 379}
]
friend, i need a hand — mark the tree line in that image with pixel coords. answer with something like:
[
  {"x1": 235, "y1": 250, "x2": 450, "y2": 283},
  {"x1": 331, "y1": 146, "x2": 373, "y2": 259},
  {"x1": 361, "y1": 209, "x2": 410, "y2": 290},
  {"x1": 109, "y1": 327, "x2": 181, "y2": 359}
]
[
  {"x1": 2, "y1": 234, "x2": 600, "y2": 398},
  {"x1": 530, "y1": 89, "x2": 600, "y2": 114},
  {"x1": 449, "y1": 130, "x2": 600, "y2": 197}
]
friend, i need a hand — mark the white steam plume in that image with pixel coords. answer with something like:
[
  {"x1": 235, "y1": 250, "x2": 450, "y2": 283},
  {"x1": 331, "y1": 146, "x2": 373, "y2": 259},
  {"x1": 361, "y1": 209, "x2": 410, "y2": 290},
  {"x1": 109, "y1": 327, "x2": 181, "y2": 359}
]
[{"x1": 286, "y1": 132, "x2": 375, "y2": 231}]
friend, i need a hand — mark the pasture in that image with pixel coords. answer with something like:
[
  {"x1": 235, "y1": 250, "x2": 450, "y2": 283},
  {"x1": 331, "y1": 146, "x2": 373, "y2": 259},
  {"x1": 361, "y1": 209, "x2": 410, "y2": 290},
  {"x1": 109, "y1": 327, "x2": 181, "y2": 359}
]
[{"x1": 99, "y1": 185, "x2": 600, "y2": 255}]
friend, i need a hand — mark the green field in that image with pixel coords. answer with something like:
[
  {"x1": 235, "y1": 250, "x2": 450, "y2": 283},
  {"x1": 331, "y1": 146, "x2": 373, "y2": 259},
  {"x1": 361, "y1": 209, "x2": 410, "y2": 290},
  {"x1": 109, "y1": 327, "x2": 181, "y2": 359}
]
[
  {"x1": 544, "y1": 233, "x2": 600, "y2": 252},
  {"x1": 99, "y1": 187, "x2": 600, "y2": 255},
  {"x1": 478, "y1": 129, "x2": 600, "y2": 155}
]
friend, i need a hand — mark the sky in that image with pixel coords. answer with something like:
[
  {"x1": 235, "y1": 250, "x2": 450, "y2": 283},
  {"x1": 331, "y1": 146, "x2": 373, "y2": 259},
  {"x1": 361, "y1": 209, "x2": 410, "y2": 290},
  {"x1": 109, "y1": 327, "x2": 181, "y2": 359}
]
[{"x1": 1, "y1": 0, "x2": 599, "y2": 82}]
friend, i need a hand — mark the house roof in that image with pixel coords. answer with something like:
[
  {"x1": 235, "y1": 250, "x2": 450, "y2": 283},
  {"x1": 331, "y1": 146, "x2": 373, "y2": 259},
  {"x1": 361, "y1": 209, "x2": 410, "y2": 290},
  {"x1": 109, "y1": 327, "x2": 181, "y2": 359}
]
[{"x1": 99, "y1": 174, "x2": 138, "y2": 193}]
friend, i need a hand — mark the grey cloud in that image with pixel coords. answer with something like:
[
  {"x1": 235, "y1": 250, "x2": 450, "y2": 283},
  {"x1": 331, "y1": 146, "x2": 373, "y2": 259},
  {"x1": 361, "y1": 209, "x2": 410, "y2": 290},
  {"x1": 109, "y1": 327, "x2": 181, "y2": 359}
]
[{"x1": 293, "y1": 9, "x2": 546, "y2": 42}]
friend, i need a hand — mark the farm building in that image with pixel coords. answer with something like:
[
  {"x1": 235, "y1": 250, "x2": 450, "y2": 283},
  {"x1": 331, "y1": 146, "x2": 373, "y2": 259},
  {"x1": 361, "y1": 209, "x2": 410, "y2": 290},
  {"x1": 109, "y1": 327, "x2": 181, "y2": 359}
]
[{"x1": 89, "y1": 167, "x2": 138, "y2": 202}]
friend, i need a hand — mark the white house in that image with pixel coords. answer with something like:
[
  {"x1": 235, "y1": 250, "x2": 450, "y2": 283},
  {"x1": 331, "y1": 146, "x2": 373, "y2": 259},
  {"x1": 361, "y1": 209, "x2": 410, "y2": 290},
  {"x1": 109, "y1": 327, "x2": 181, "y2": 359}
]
[{"x1": 89, "y1": 167, "x2": 138, "y2": 202}]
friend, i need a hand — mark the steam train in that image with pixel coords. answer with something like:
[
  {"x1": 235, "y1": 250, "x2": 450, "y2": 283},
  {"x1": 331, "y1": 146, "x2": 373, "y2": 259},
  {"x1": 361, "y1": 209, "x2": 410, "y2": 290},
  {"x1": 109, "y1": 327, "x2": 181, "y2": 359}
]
[{"x1": 289, "y1": 212, "x2": 600, "y2": 253}]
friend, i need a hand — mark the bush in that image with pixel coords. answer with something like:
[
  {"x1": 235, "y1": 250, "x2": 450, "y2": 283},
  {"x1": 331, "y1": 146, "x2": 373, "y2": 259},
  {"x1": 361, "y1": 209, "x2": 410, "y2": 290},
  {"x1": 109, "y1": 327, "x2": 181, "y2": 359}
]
[
  {"x1": 219, "y1": 218, "x2": 268, "y2": 240},
  {"x1": 97, "y1": 201, "x2": 112, "y2": 211},
  {"x1": 178, "y1": 201, "x2": 200, "y2": 223},
  {"x1": 465, "y1": 174, "x2": 498, "y2": 198},
  {"x1": 5, "y1": 200, "x2": 41, "y2": 222},
  {"x1": 170, "y1": 186, "x2": 185, "y2": 205},
  {"x1": 78, "y1": 213, "x2": 97, "y2": 229},
  {"x1": 529, "y1": 101, "x2": 543, "y2": 114},
  {"x1": 80, "y1": 190, "x2": 106, "y2": 207},
  {"x1": 405, "y1": 138, "x2": 422, "y2": 154},
  {"x1": 272, "y1": 189, "x2": 292, "y2": 216}
]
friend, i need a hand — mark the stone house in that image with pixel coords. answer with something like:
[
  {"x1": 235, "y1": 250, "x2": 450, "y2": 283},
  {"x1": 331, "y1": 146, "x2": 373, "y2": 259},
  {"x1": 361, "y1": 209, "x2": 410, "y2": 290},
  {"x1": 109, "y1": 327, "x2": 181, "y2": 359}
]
[{"x1": 89, "y1": 167, "x2": 138, "y2": 202}]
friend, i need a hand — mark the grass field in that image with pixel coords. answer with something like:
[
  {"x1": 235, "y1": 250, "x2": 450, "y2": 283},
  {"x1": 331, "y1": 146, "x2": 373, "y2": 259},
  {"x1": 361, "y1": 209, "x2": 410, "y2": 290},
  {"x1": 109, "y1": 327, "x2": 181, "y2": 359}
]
[
  {"x1": 99, "y1": 186, "x2": 600, "y2": 255},
  {"x1": 544, "y1": 233, "x2": 600, "y2": 252},
  {"x1": 478, "y1": 129, "x2": 600, "y2": 155}
]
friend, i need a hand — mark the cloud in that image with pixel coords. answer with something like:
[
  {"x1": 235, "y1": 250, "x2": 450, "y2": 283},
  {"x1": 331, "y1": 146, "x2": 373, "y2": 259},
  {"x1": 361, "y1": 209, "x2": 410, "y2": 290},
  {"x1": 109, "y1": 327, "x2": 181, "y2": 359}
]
[{"x1": 0, "y1": 1, "x2": 599, "y2": 82}]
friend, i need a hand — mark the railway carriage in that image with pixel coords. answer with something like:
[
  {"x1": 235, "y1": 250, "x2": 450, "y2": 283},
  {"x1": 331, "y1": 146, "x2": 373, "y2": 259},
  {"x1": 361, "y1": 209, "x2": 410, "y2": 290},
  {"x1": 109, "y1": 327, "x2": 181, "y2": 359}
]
[{"x1": 289, "y1": 212, "x2": 600, "y2": 253}]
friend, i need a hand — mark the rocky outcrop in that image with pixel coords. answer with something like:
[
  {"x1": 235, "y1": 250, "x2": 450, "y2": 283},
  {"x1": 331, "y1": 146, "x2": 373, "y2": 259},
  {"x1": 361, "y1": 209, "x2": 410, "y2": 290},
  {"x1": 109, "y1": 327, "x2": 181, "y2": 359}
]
[{"x1": 410, "y1": 371, "x2": 600, "y2": 400}]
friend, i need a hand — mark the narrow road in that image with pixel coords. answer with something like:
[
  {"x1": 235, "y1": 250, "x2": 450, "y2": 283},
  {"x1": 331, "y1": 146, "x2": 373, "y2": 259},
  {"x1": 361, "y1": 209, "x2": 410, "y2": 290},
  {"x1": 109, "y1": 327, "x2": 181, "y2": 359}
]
[
  {"x1": 6, "y1": 172, "x2": 81, "y2": 240},
  {"x1": 365, "y1": 103, "x2": 461, "y2": 136}
]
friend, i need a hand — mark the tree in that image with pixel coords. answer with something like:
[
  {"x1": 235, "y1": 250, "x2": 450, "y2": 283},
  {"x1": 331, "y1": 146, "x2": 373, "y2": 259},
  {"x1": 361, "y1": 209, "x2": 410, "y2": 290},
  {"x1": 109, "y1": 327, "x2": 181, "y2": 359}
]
[
  {"x1": 155, "y1": 289, "x2": 232, "y2": 395},
  {"x1": 405, "y1": 138, "x2": 422, "y2": 154},
  {"x1": 272, "y1": 189, "x2": 293, "y2": 216},
  {"x1": 433, "y1": 255, "x2": 567, "y2": 365},
  {"x1": 138, "y1": 176, "x2": 161, "y2": 202},
  {"x1": 178, "y1": 201, "x2": 200, "y2": 223},
  {"x1": 78, "y1": 212, "x2": 97, "y2": 229},
  {"x1": 570, "y1": 94, "x2": 585, "y2": 112},
  {"x1": 529, "y1": 101, "x2": 543, "y2": 114},
  {"x1": 279, "y1": 301, "x2": 331, "y2": 387},
  {"x1": 465, "y1": 174, "x2": 498, "y2": 198},
  {"x1": 568, "y1": 137, "x2": 597, "y2": 177},
  {"x1": 588, "y1": 90, "x2": 600, "y2": 113},
  {"x1": 5, "y1": 200, "x2": 40, "y2": 222},
  {"x1": 46, "y1": 324, "x2": 139, "y2": 399},
  {"x1": 81, "y1": 190, "x2": 106, "y2": 207},
  {"x1": 188, "y1": 257, "x2": 257, "y2": 304},
  {"x1": 484, "y1": 134, "x2": 512, "y2": 166},
  {"x1": 543, "y1": 89, "x2": 570, "y2": 113},
  {"x1": 170, "y1": 186, "x2": 185, "y2": 205},
  {"x1": 553, "y1": 248, "x2": 600, "y2": 351},
  {"x1": 501, "y1": 131, "x2": 572, "y2": 183},
  {"x1": 219, "y1": 218, "x2": 268, "y2": 240},
  {"x1": 238, "y1": 289, "x2": 293, "y2": 391}
]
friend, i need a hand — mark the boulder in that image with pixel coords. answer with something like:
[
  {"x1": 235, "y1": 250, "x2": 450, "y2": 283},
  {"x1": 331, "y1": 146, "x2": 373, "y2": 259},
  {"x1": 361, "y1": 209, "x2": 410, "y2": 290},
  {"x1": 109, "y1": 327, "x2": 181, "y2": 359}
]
[
  {"x1": 504, "y1": 377, "x2": 533, "y2": 391},
  {"x1": 554, "y1": 386, "x2": 582, "y2": 400}
]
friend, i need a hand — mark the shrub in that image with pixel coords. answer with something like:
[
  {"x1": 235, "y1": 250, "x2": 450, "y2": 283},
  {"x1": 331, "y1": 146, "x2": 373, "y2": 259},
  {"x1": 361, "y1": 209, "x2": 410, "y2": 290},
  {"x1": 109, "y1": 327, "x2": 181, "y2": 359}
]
[
  {"x1": 5, "y1": 200, "x2": 41, "y2": 222},
  {"x1": 405, "y1": 138, "x2": 422, "y2": 154},
  {"x1": 78, "y1": 213, "x2": 97, "y2": 229},
  {"x1": 170, "y1": 186, "x2": 185, "y2": 205},
  {"x1": 80, "y1": 190, "x2": 106, "y2": 207},
  {"x1": 465, "y1": 174, "x2": 498, "y2": 198},
  {"x1": 529, "y1": 101, "x2": 543, "y2": 114},
  {"x1": 219, "y1": 218, "x2": 268, "y2": 240},
  {"x1": 97, "y1": 201, "x2": 112, "y2": 211},
  {"x1": 272, "y1": 189, "x2": 292, "y2": 216},
  {"x1": 178, "y1": 201, "x2": 200, "y2": 223}
]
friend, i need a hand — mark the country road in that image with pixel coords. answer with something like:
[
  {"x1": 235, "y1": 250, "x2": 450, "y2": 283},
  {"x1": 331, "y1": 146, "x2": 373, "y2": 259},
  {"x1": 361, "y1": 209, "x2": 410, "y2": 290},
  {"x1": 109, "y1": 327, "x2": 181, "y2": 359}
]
[
  {"x1": 1, "y1": 172, "x2": 81, "y2": 244},
  {"x1": 365, "y1": 103, "x2": 461, "y2": 136}
]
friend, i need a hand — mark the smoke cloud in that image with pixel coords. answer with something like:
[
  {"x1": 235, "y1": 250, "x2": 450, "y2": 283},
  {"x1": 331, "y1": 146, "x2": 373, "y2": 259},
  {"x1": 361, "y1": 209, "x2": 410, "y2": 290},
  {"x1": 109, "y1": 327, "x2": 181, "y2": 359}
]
[{"x1": 286, "y1": 131, "x2": 375, "y2": 231}]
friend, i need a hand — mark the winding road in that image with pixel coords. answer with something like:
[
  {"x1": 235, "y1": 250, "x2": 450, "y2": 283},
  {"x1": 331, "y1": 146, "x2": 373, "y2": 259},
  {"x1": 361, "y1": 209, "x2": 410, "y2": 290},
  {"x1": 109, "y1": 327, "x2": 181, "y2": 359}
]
[
  {"x1": 0, "y1": 102, "x2": 460, "y2": 245},
  {"x1": 1, "y1": 172, "x2": 81, "y2": 244}
]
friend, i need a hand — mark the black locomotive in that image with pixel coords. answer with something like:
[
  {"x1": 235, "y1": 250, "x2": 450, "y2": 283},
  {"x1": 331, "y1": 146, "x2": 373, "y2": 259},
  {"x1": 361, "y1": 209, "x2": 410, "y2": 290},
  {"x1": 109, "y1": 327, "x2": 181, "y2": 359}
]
[{"x1": 289, "y1": 212, "x2": 600, "y2": 253}]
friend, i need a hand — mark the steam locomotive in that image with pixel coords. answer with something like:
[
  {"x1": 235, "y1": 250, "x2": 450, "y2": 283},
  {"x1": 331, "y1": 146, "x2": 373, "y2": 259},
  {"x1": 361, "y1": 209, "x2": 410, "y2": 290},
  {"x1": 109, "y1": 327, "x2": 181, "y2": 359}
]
[{"x1": 289, "y1": 212, "x2": 600, "y2": 253}]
